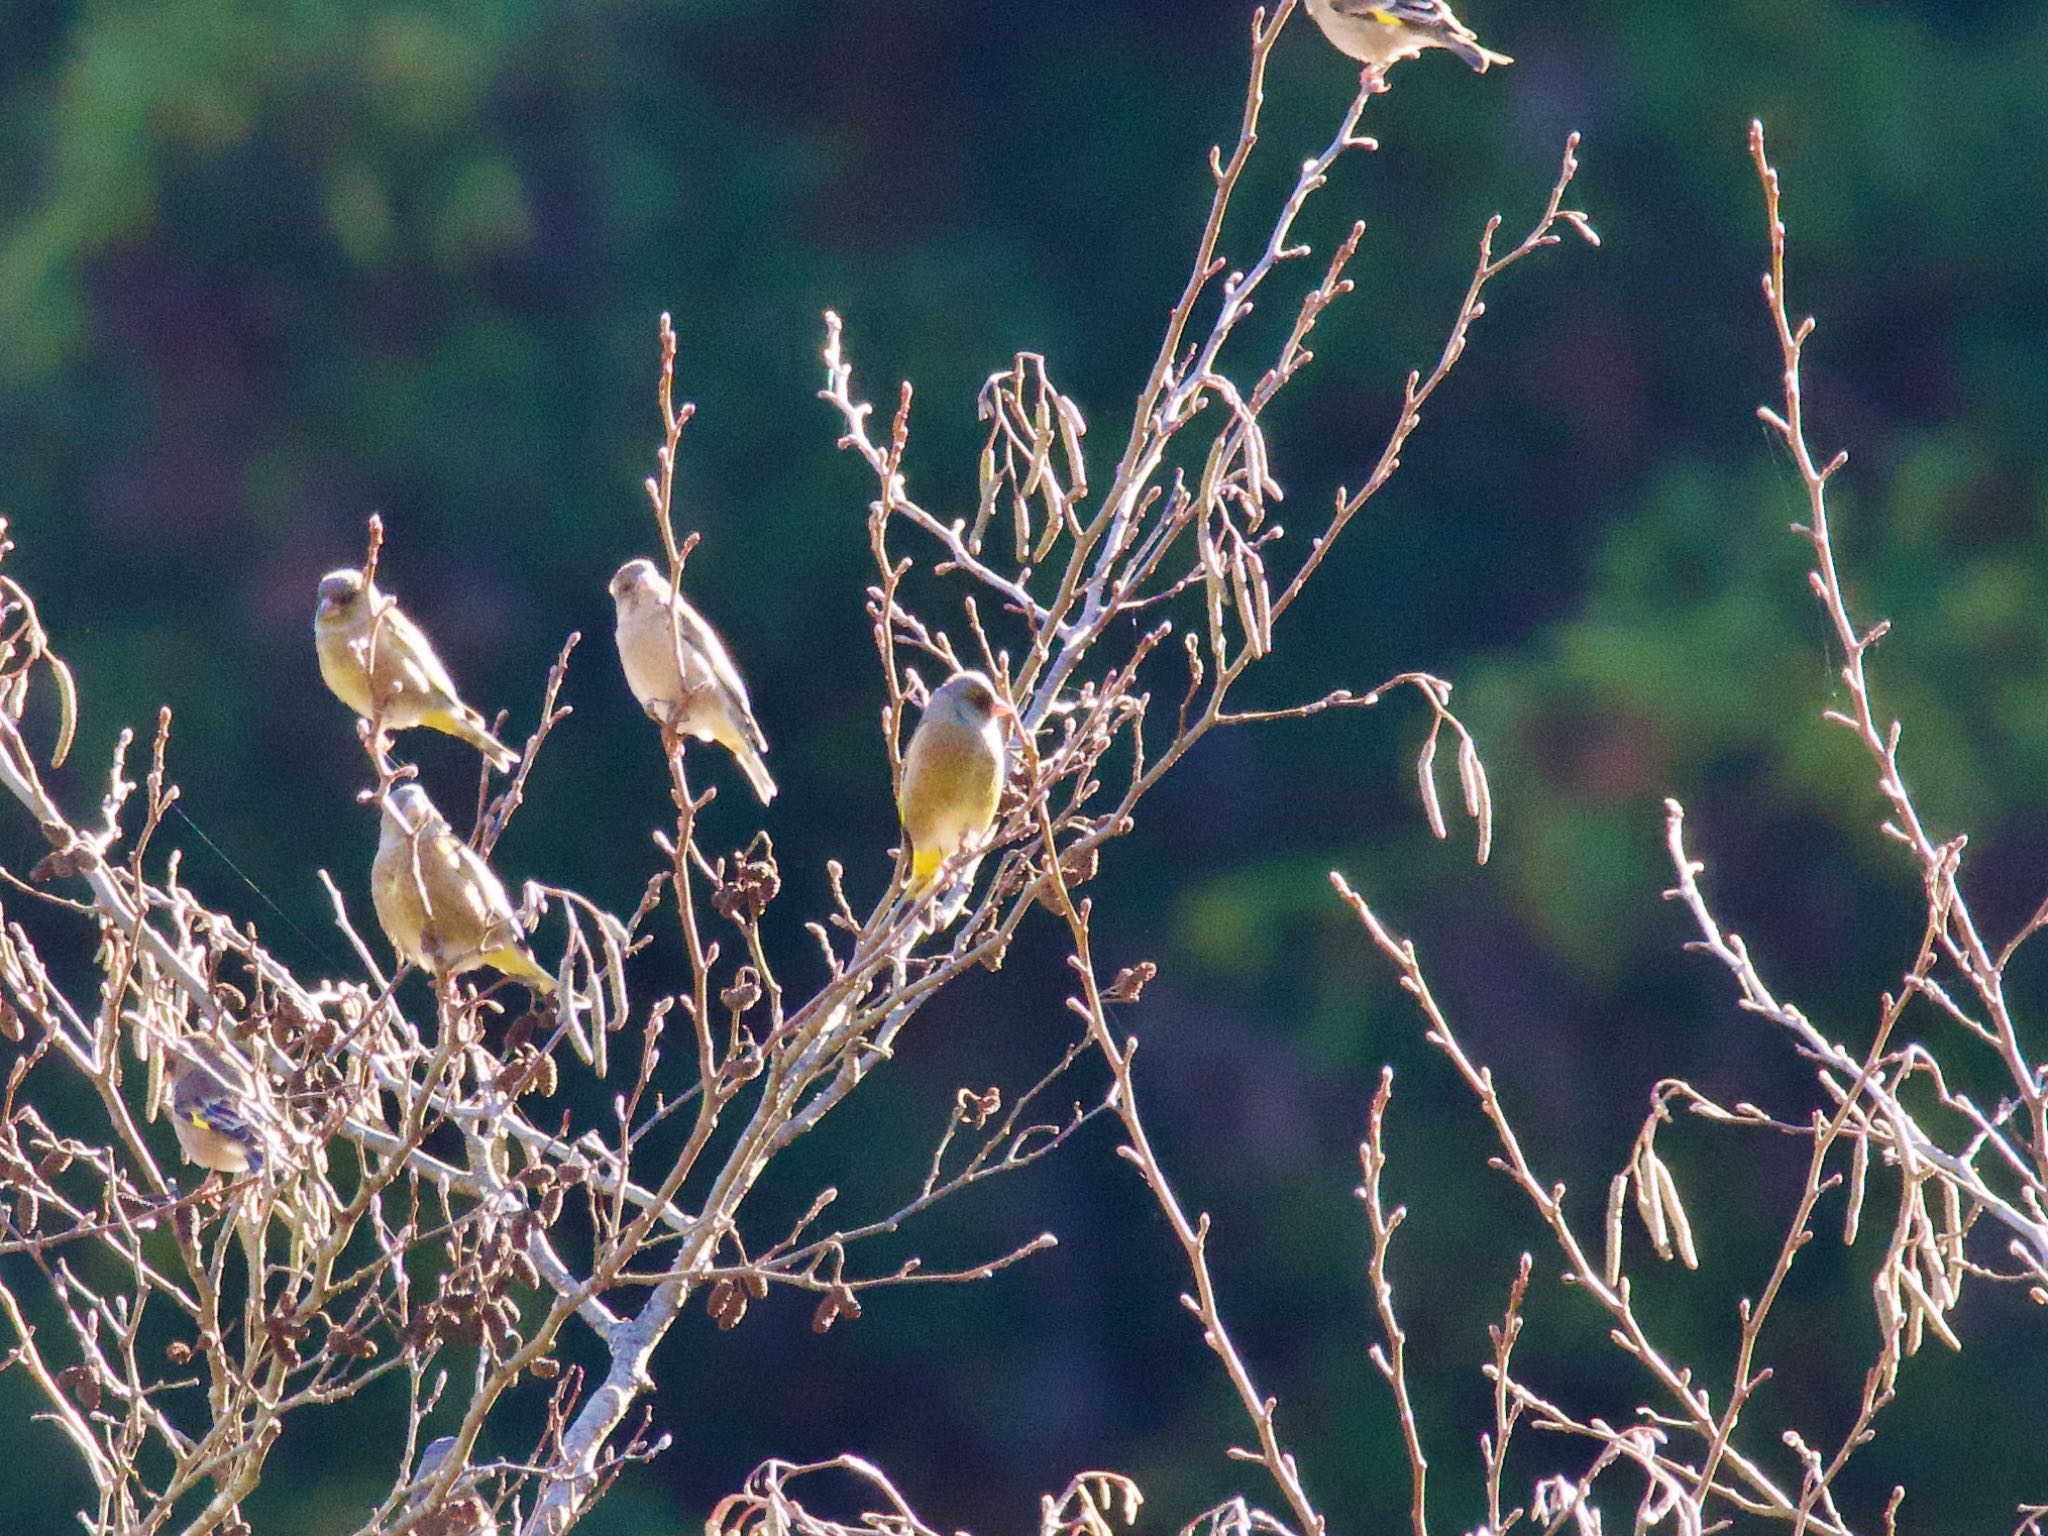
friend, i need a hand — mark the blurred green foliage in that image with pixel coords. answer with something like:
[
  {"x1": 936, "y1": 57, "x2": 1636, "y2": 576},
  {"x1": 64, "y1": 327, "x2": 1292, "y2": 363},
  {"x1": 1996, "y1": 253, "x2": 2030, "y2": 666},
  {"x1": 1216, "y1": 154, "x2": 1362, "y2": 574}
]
[{"x1": 3, "y1": 0, "x2": 2047, "y2": 1531}]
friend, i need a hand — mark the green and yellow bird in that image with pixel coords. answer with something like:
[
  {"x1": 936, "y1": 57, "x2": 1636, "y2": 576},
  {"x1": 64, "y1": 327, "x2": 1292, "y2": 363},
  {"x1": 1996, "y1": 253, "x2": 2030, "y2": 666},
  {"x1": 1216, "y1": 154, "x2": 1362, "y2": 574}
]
[
  {"x1": 898, "y1": 671, "x2": 1009, "y2": 921},
  {"x1": 371, "y1": 782, "x2": 554, "y2": 992},
  {"x1": 1305, "y1": 0, "x2": 1512, "y2": 73},
  {"x1": 609, "y1": 558, "x2": 777, "y2": 803},
  {"x1": 168, "y1": 1035, "x2": 278, "y2": 1175},
  {"x1": 315, "y1": 567, "x2": 520, "y2": 772}
]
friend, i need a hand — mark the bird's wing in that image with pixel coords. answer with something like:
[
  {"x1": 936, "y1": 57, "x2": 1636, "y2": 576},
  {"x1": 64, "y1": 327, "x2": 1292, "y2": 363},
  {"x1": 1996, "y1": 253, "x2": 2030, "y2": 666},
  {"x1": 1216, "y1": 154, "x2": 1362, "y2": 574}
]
[
  {"x1": 1391, "y1": 0, "x2": 1472, "y2": 31},
  {"x1": 175, "y1": 1050, "x2": 285, "y2": 1155},
  {"x1": 380, "y1": 607, "x2": 467, "y2": 703},
  {"x1": 188, "y1": 1086, "x2": 264, "y2": 1147},
  {"x1": 1325, "y1": 0, "x2": 1454, "y2": 22},
  {"x1": 674, "y1": 601, "x2": 769, "y2": 751},
  {"x1": 447, "y1": 834, "x2": 528, "y2": 944}
]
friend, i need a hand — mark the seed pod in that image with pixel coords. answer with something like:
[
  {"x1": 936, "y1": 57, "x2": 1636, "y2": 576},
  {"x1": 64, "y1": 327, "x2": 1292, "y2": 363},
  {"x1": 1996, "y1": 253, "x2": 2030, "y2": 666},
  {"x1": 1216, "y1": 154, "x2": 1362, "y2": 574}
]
[
  {"x1": 1651, "y1": 1157, "x2": 1698, "y2": 1270},
  {"x1": 811, "y1": 1285, "x2": 863, "y2": 1335},
  {"x1": 1603, "y1": 1172, "x2": 1628, "y2": 1289},
  {"x1": 708, "y1": 1278, "x2": 749, "y2": 1332}
]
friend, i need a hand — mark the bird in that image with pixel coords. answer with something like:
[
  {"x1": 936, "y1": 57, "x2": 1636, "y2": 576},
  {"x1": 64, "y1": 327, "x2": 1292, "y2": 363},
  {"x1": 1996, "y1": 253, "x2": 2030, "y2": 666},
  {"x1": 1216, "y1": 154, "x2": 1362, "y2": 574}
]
[
  {"x1": 167, "y1": 1036, "x2": 277, "y2": 1176},
  {"x1": 165, "y1": 1036, "x2": 323, "y2": 1273},
  {"x1": 314, "y1": 567, "x2": 520, "y2": 772},
  {"x1": 1304, "y1": 0, "x2": 1512, "y2": 74},
  {"x1": 898, "y1": 670, "x2": 1008, "y2": 923},
  {"x1": 408, "y1": 1437, "x2": 499, "y2": 1536},
  {"x1": 371, "y1": 782, "x2": 555, "y2": 992},
  {"x1": 609, "y1": 557, "x2": 777, "y2": 804}
]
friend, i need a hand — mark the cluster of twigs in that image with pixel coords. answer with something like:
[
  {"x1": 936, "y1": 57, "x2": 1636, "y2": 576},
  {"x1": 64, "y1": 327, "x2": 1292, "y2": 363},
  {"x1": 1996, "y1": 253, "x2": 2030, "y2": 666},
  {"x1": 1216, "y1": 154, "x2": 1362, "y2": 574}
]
[
  {"x1": 0, "y1": 3, "x2": 1596, "y2": 1533},
  {"x1": 6, "y1": 4, "x2": 2032, "y2": 1536},
  {"x1": 1326, "y1": 121, "x2": 2048, "y2": 1536}
]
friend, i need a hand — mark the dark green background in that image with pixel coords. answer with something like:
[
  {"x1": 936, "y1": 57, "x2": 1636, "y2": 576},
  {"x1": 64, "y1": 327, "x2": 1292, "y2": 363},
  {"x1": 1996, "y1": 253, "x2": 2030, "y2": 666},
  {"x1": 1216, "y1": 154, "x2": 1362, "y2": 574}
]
[{"x1": 2, "y1": 0, "x2": 2046, "y2": 1530}]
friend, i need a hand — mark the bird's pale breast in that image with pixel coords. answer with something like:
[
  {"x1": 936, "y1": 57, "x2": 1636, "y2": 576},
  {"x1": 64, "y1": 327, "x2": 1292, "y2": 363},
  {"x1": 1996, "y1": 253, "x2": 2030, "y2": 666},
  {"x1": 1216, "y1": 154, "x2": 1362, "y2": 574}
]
[
  {"x1": 619, "y1": 605, "x2": 726, "y2": 736},
  {"x1": 901, "y1": 719, "x2": 1003, "y2": 849}
]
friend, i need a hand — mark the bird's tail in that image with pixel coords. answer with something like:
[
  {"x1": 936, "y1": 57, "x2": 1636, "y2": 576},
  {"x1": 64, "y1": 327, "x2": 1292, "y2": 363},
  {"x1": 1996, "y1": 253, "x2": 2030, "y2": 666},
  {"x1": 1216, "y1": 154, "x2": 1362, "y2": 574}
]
[
  {"x1": 1448, "y1": 37, "x2": 1513, "y2": 70},
  {"x1": 928, "y1": 854, "x2": 984, "y2": 931},
  {"x1": 428, "y1": 706, "x2": 521, "y2": 774},
  {"x1": 486, "y1": 946, "x2": 556, "y2": 994},
  {"x1": 733, "y1": 738, "x2": 779, "y2": 805},
  {"x1": 907, "y1": 850, "x2": 983, "y2": 934}
]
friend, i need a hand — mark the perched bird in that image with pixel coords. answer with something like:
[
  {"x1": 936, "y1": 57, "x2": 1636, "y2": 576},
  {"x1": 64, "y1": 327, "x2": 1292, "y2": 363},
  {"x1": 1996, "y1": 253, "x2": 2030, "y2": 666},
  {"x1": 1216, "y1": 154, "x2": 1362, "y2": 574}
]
[
  {"x1": 1305, "y1": 0, "x2": 1512, "y2": 73},
  {"x1": 412, "y1": 1436, "x2": 463, "y2": 1484},
  {"x1": 609, "y1": 558, "x2": 777, "y2": 804},
  {"x1": 898, "y1": 670, "x2": 1008, "y2": 921},
  {"x1": 371, "y1": 783, "x2": 555, "y2": 992},
  {"x1": 168, "y1": 1036, "x2": 276, "y2": 1175},
  {"x1": 314, "y1": 567, "x2": 520, "y2": 772},
  {"x1": 408, "y1": 1437, "x2": 499, "y2": 1536}
]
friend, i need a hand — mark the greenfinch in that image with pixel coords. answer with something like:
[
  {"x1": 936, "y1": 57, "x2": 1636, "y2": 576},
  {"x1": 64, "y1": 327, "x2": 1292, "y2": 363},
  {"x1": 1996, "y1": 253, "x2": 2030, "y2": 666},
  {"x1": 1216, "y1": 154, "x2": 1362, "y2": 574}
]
[
  {"x1": 315, "y1": 567, "x2": 520, "y2": 772},
  {"x1": 371, "y1": 782, "x2": 555, "y2": 992},
  {"x1": 609, "y1": 558, "x2": 777, "y2": 804},
  {"x1": 168, "y1": 1036, "x2": 275, "y2": 1175},
  {"x1": 1305, "y1": 0, "x2": 1512, "y2": 72},
  {"x1": 409, "y1": 1437, "x2": 499, "y2": 1536},
  {"x1": 898, "y1": 670, "x2": 1008, "y2": 919}
]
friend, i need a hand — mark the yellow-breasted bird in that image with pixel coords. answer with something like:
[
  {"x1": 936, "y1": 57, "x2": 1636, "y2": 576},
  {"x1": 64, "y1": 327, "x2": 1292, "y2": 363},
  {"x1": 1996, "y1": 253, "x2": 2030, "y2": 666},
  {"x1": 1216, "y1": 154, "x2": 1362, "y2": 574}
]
[
  {"x1": 898, "y1": 670, "x2": 1008, "y2": 921},
  {"x1": 168, "y1": 1036, "x2": 278, "y2": 1175},
  {"x1": 371, "y1": 782, "x2": 555, "y2": 992},
  {"x1": 609, "y1": 558, "x2": 777, "y2": 804},
  {"x1": 1305, "y1": 0, "x2": 1512, "y2": 73},
  {"x1": 315, "y1": 567, "x2": 520, "y2": 772}
]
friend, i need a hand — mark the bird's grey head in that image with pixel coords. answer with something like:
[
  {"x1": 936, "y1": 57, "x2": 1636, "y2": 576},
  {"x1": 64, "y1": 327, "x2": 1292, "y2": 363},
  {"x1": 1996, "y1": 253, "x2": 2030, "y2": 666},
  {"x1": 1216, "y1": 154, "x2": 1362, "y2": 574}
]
[
  {"x1": 608, "y1": 558, "x2": 665, "y2": 605},
  {"x1": 927, "y1": 669, "x2": 1005, "y2": 728},
  {"x1": 316, "y1": 568, "x2": 367, "y2": 622},
  {"x1": 171, "y1": 1038, "x2": 237, "y2": 1099},
  {"x1": 382, "y1": 782, "x2": 442, "y2": 834}
]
